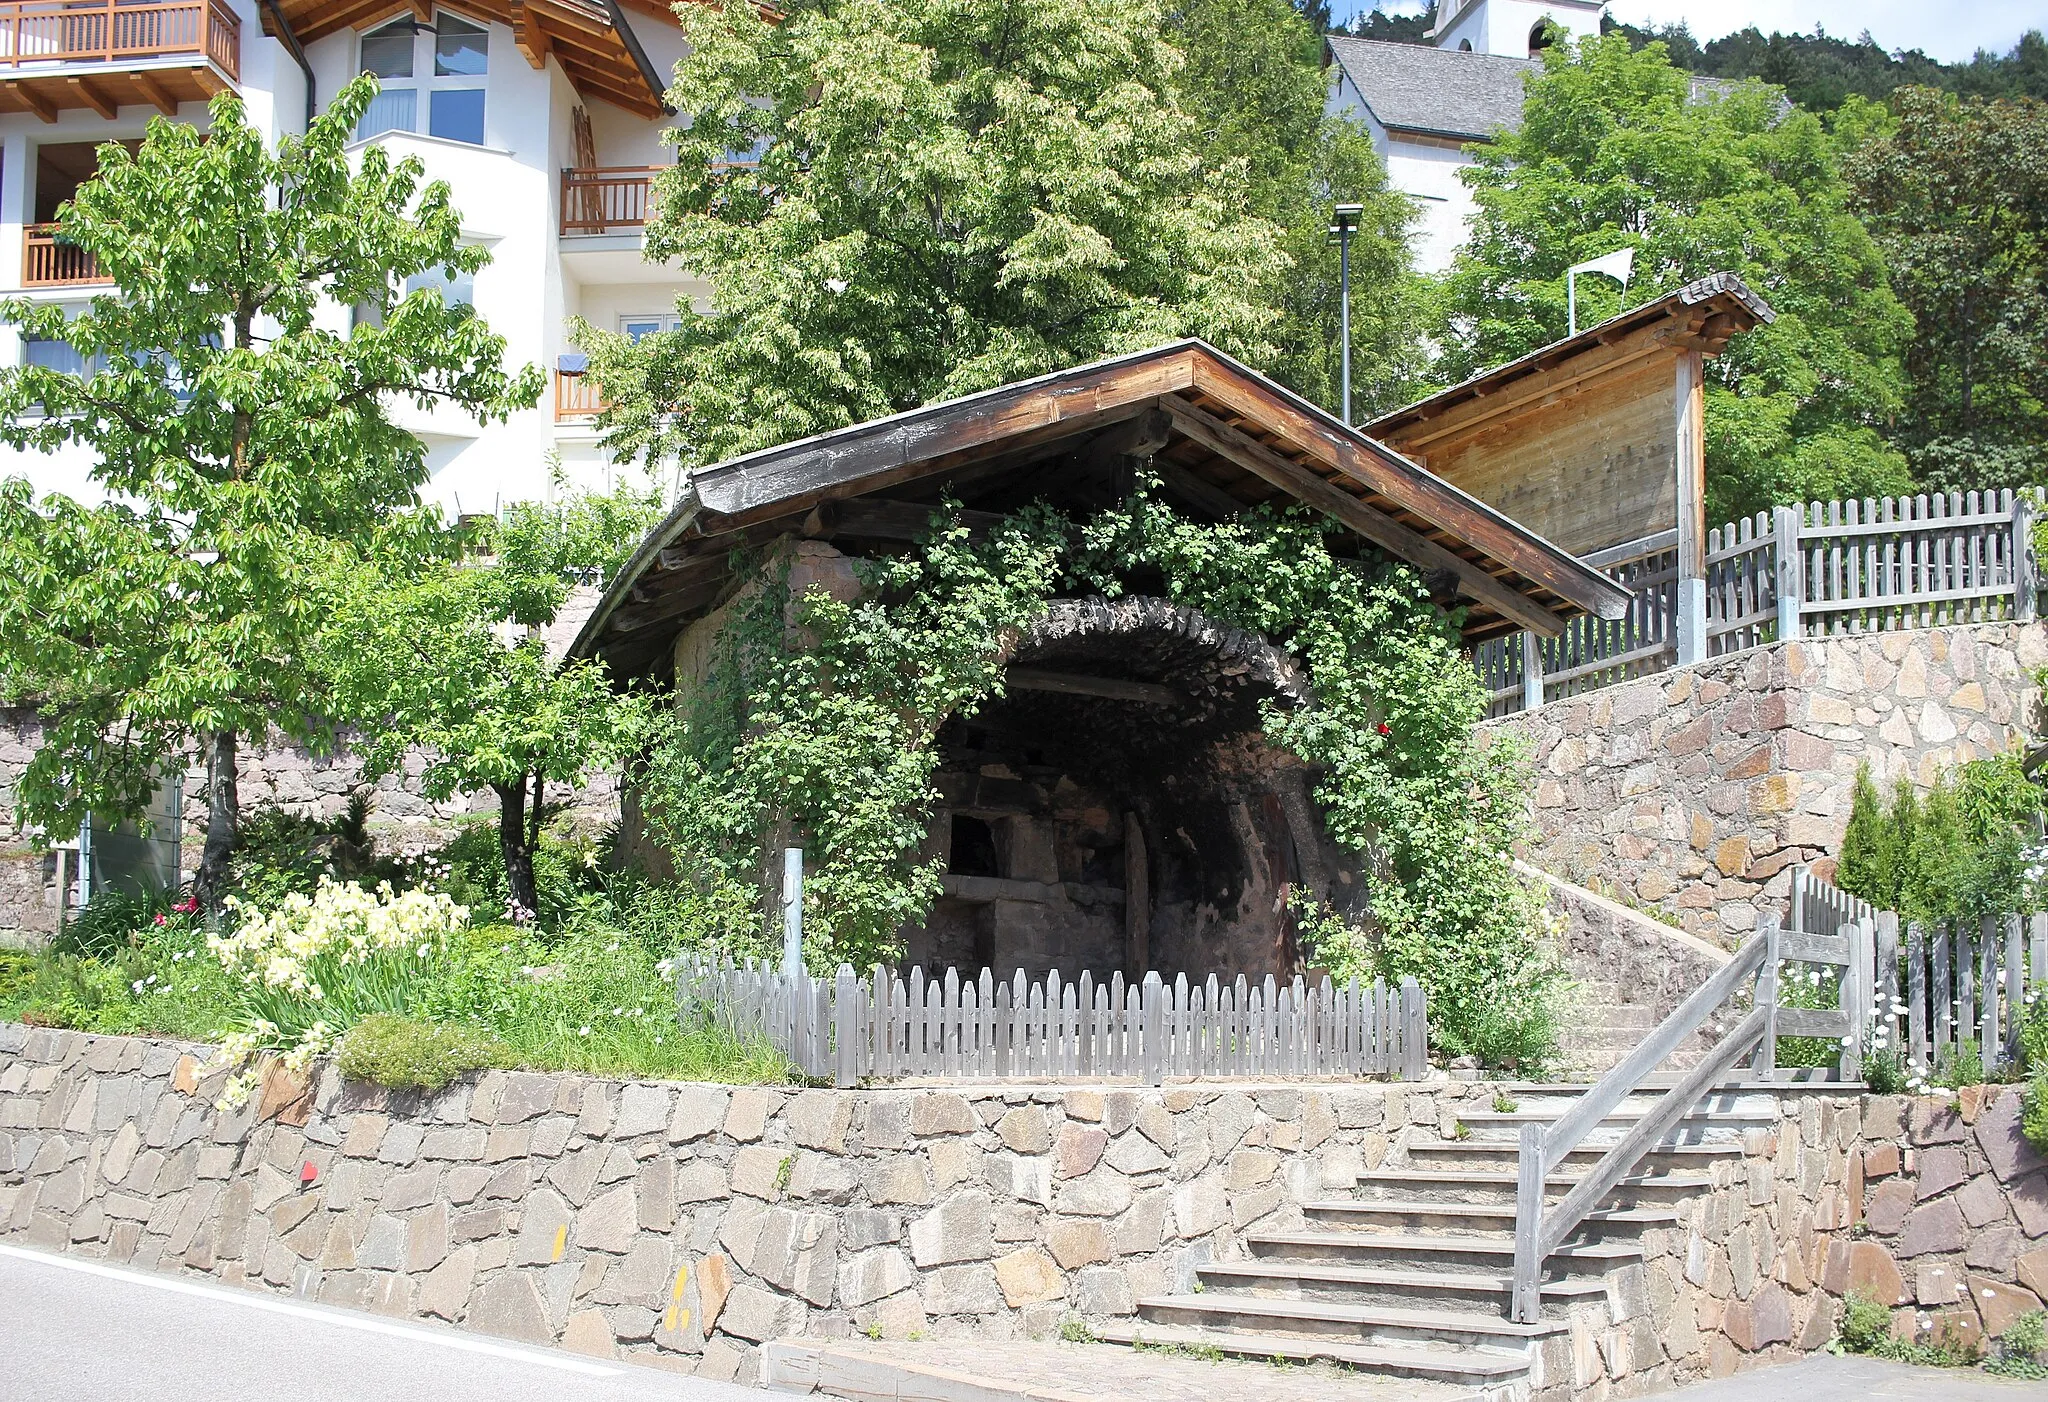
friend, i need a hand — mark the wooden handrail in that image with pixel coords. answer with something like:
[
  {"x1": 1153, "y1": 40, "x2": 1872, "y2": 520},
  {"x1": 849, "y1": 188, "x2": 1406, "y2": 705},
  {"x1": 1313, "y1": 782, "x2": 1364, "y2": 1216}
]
[
  {"x1": 554, "y1": 369, "x2": 608, "y2": 422},
  {"x1": 22, "y1": 222, "x2": 109, "y2": 287},
  {"x1": 559, "y1": 165, "x2": 664, "y2": 235},
  {"x1": 1509, "y1": 916, "x2": 1776, "y2": 1322},
  {"x1": 0, "y1": 0, "x2": 239, "y2": 76}
]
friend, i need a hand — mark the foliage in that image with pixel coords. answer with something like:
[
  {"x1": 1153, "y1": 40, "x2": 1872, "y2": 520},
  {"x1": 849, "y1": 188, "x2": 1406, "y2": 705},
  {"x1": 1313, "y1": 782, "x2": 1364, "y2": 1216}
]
[
  {"x1": 641, "y1": 509, "x2": 1068, "y2": 969},
  {"x1": 581, "y1": 0, "x2": 1287, "y2": 471},
  {"x1": 1836, "y1": 756, "x2": 2046, "y2": 925},
  {"x1": 335, "y1": 1013, "x2": 513, "y2": 1090},
  {"x1": 1608, "y1": 23, "x2": 2048, "y2": 111},
  {"x1": 0, "y1": 949, "x2": 34, "y2": 1012},
  {"x1": 2024, "y1": 1073, "x2": 2048, "y2": 1158},
  {"x1": 1833, "y1": 1286, "x2": 1983, "y2": 1365},
  {"x1": 1990, "y1": 1309, "x2": 2048, "y2": 1379},
  {"x1": 326, "y1": 479, "x2": 659, "y2": 918},
  {"x1": 1774, "y1": 960, "x2": 1845, "y2": 1069},
  {"x1": 1435, "y1": 34, "x2": 1913, "y2": 523},
  {"x1": 1168, "y1": 0, "x2": 1429, "y2": 416},
  {"x1": 0, "y1": 76, "x2": 540, "y2": 906},
  {"x1": 51, "y1": 882, "x2": 189, "y2": 959},
  {"x1": 1847, "y1": 90, "x2": 2048, "y2": 493}
]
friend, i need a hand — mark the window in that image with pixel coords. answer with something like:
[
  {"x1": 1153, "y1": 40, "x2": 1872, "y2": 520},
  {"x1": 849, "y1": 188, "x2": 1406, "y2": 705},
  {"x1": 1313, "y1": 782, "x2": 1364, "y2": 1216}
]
[
  {"x1": 619, "y1": 313, "x2": 685, "y2": 341},
  {"x1": 357, "y1": 13, "x2": 488, "y2": 146},
  {"x1": 353, "y1": 261, "x2": 476, "y2": 329},
  {"x1": 24, "y1": 337, "x2": 94, "y2": 378}
]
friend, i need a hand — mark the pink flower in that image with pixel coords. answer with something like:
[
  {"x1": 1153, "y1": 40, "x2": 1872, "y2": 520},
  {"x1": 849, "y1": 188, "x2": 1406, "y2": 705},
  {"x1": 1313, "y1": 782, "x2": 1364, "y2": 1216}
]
[
  {"x1": 1376, "y1": 722, "x2": 1391, "y2": 736},
  {"x1": 153, "y1": 913, "x2": 167, "y2": 926}
]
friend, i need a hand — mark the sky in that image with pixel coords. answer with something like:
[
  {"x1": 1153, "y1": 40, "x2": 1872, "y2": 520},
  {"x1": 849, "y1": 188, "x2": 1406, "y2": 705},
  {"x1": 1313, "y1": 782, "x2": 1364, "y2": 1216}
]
[{"x1": 1347, "y1": 2, "x2": 2041, "y2": 64}]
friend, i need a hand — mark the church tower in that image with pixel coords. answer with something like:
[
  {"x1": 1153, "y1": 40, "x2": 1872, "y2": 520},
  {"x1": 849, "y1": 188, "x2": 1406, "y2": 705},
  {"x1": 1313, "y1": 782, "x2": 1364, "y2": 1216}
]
[{"x1": 1428, "y1": 0, "x2": 1605, "y2": 58}]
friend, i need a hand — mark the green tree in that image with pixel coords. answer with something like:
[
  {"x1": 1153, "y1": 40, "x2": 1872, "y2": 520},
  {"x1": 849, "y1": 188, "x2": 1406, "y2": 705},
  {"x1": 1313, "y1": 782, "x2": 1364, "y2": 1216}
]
[
  {"x1": 582, "y1": 0, "x2": 1288, "y2": 470},
  {"x1": 330, "y1": 484, "x2": 660, "y2": 919},
  {"x1": 1169, "y1": 0, "x2": 1429, "y2": 416},
  {"x1": 1847, "y1": 89, "x2": 2048, "y2": 491},
  {"x1": 0, "y1": 78, "x2": 542, "y2": 907},
  {"x1": 1436, "y1": 35, "x2": 1914, "y2": 522}
]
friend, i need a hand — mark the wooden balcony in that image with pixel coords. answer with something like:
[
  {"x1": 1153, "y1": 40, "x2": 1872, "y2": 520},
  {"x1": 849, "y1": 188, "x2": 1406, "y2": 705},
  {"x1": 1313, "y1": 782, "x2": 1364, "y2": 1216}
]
[
  {"x1": 560, "y1": 166, "x2": 661, "y2": 236},
  {"x1": 554, "y1": 369, "x2": 608, "y2": 422},
  {"x1": 22, "y1": 223, "x2": 110, "y2": 287},
  {"x1": 0, "y1": 0, "x2": 239, "y2": 122}
]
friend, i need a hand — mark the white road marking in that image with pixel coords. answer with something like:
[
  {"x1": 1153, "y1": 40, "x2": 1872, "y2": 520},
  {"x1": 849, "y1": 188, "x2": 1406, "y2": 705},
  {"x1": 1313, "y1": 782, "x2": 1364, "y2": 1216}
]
[{"x1": 0, "y1": 1243, "x2": 624, "y2": 1378}]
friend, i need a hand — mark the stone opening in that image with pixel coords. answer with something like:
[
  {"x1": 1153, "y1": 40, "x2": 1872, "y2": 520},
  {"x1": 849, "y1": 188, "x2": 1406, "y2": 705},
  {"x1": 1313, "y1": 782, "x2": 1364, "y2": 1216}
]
[{"x1": 904, "y1": 596, "x2": 1352, "y2": 983}]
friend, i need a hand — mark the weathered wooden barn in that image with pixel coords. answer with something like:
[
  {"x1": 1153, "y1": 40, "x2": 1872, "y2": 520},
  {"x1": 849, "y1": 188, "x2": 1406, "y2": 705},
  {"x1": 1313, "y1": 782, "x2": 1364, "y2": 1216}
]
[{"x1": 571, "y1": 340, "x2": 1637, "y2": 982}]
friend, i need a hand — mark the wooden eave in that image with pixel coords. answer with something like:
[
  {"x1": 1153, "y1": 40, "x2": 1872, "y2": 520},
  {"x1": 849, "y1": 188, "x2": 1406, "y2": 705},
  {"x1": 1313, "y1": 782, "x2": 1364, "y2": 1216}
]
[
  {"x1": 571, "y1": 342, "x2": 1634, "y2": 681},
  {"x1": 1366, "y1": 271, "x2": 1775, "y2": 448},
  {"x1": 263, "y1": 0, "x2": 669, "y2": 117},
  {"x1": 0, "y1": 61, "x2": 234, "y2": 122}
]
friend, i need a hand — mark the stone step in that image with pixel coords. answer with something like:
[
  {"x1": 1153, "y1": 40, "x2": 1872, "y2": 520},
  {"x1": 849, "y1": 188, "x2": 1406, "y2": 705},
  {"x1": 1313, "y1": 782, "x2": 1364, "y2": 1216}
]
[
  {"x1": 1403, "y1": 1140, "x2": 1742, "y2": 1173},
  {"x1": 1132, "y1": 1288, "x2": 1563, "y2": 1353},
  {"x1": 1452, "y1": 1107, "x2": 1775, "y2": 1144},
  {"x1": 1141, "y1": 1263, "x2": 1609, "y2": 1320},
  {"x1": 1350, "y1": 1168, "x2": 1713, "y2": 1206},
  {"x1": 1243, "y1": 1230, "x2": 1643, "y2": 1277},
  {"x1": 1097, "y1": 1318, "x2": 1515, "y2": 1391},
  {"x1": 1304, "y1": 1200, "x2": 1678, "y2": 1240}
]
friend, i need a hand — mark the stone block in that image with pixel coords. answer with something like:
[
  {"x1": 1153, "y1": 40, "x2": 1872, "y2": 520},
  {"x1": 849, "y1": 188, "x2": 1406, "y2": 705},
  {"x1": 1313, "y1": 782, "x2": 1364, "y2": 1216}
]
[
  {"x1": 723, "y1": 1088, "x2": 781, "y2": 1143},
  {"x1": 1226, "y1": 1149, "x2": 1280, "y2": 1191},
  {"x1": 1916, "y1": 1145, "x2": 1969, "y2": 1199},
  {"x1": 1055, "y1": 1168, "x2": 1133, "y2": 1218},
  {"x1": 576, "y1": 1183, "x2": 639, "y2": 1254},
  {"x1": 2014, "y1": 1173, "x2": 2048, "y2": 1237},
  {"x1": 1103, "y1": 1132, "x2": 1168, "y2": 1177},
  {"x1": 1863, "y1": 1143, "x2": 1901, "y2": 1179},
  {"x1": 1172, "y1": 1173, "x2": 1228, "y2": 1239},
  {"x1": 676, "y1": 1163, "x2": 731, "y2": 1204},
  {"x1": 993, "y1": 1248, "x2": 1065, "y2": 1307},
  {"x1": 866, "y1": 1159, "x2": 931, "y2": 1207},
  {"x1": 613, "y1": 1084, "x2": 672, "y2": 1139},
  {"x1": 664, "y1": 1086, "x2": 728, "y2": 1143},
  {"x1": 1957, "y1": 1173, "x2": 2010, "y2": 1228},
  {"x1": 920, "y1": 1263, "x2": 1004, "y2": 1316},
  {"x1": 908, "y1": 1191, "x2": 995, "y2": 1268},
  {"x1": 2019, "y1": 1247, "x2": 2048, "y2": 1299},
  {"x1": 910, "y1": 1093, "x2": 977, "y2": 1137},
  {"x1": 1969, "y1": 1276, "x2": 2044, "y2": 1337},
  {"x1": 1056, "y1": 1126, "x2": 1107, "y2": 1180},
  {"x1": 418, "y1": 1245, "x2": 478, "y2": 1321},
  {"x1": 996, "y1": 1107, "x2": 1051, "y2": 1156},
  {"x1": 1822, "y1": 1240, "x2": 1908, "y2": 1306},
  {"x1": 1915, "y1": 1262, "x2": 1961, "y2": 1306},
  {"x1": 1977, "y1": 1089, "x2": 2048, "y2": 1184},
  {"x1": 1865, "y1": 1178, "x2": 1914, "y2": 1235},
  {"x1": 786, "y1": 1092, "x2": 852, "y2": 1152},
  {"x1": 420, "y1": 1127, "x2": 485, "y2": 1162},
  {"x1": 468, "y1": 1272, "x2": 554, "y2": 1345},
  {"x1": 1725, "y1": 1282, "x2": 1794, "y2": 1352},
  {"x1": 731, "y1": 1146, "x2": 789, "y2": 1201},
  {"x1": 838, "y1": 1248, "x2": 916, "y2": 1309},
  {"x1": 1967, "y1": 1225, "x2": 2022, "y2": 1274},
  {"x1": 1046, "y1": 1219, "x2": 1110, "y2": 1270},
  {"x1": 1074, "y1": 1266, "x2": 1134, "y2": 1316},
  {"x1": 1898, "y1": 1199, "x2": 1968, "y2": 1258},
  {"x1": 560, "y1": 1309, "x2": 616, "y2": 1359},
  {"x1": 1910, "y1": 1099, "x2": 1970, "y2": 1145}
]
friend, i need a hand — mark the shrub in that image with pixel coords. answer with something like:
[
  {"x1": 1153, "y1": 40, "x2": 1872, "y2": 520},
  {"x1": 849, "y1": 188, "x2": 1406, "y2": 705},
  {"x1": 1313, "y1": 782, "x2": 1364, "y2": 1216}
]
[
  {"x1": 0, "y1": 948, "x2": 36, "y2": 1014},
  {"x1": 336, "y1": 1013, "x2": 513, "y2": 1090},
  {"x1": 1837, "y1": 755, "x2": 2046, "y2": 924},
  {"x1": 53, "y1": 883, "x2": 187, "y2": 959},
  {"x1": 2024, "y1": 1073, "x2": 2048, "y2": 1156},
  {"x1": 1834, "y1": 1286, "x2": 1982, "y2": 1366}
]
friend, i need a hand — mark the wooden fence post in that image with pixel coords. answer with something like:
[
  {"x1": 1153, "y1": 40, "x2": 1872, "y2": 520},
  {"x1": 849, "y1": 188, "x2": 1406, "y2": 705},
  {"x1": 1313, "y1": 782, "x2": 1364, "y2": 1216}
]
[
  {"x1": 1520, "y1": 630, "x2": 1544, "y2": 713},
  {"x1": 2015, "y1": 492, "x2": 2038, "y2": 625},
  {"x1": 1773, "y1": 504, "x2": 1802, "y2": 642},
  {"x1": 2006, "y1": 915, "x2": 2027, "y2": 1070},
  {"x1": 1511, "y1": 1120, "x2": 1546, "y2": 1324},
  {"x1": 1141, "y1": 971, "x2": 1164, "y2": 1087},
  {"x1": 1754, "y1": 912, "x2": 1780, "y2": 1076},
  {"x1": 1908, "y1": 923, "x2": 1928, "y2": 1072},
  {"x1": 1876, "y1": 911, "x2": 1900, "y2": 1063},
  {"x1": 1400, "y1": 976, "x2": 1427, "y2": 1080},
  {"x1": 834, "y1": 964, "x2": 858, "y2": 1088}
]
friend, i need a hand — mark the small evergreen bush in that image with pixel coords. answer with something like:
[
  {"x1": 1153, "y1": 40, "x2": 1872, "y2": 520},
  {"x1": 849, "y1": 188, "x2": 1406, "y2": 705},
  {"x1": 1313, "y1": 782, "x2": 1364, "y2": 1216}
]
[{"x1": 336, "y1": 1014, "x2": 514, "y2": 1090}]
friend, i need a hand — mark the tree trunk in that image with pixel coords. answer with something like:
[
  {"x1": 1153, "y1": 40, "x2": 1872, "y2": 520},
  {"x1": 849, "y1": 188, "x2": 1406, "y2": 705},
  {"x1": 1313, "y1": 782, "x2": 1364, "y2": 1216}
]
[
  {"x1": 194, "y1": 728, "x2": 239, "y2": 911},
  {"x1": 496, "y1": 778, "x2": 539, "y2": 922}
]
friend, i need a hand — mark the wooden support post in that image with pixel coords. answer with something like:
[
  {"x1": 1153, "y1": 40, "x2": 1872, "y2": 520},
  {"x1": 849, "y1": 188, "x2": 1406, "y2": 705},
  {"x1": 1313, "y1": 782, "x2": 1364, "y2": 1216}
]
[
  {"x1": 2015, "y1": 492, "x2": 2038, "y2": 624},
  {"x1": 1124, "y1": 813, "x2": 1149, "y2": 979},
  {"x1": 1674, "y1": 350, "x2": 1708, "y2": 666},
  {"x1": 1511, "y1": 1120, "x2": 1546, "y2": 1324},
  {"x1": 1754, "y1": 912, "x2": 1780, "y2": 1076},
  {"x1": 1774, "y1": 504, "x2": 1803, "y2": 642},
  {"x1": 1520, "y1": 630, "x2": 1544, "y2": 714}
]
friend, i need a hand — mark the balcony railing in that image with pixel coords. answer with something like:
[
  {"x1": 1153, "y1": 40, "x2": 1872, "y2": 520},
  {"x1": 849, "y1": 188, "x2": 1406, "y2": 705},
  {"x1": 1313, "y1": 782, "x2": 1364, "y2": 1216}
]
[
  {"x1": 560, "y1": 166, "x2": 662, "y2": 235},
  {"x1": 0, "y1": 0, "x2": 241, "y2": 80},
  {"x1": 554, "y1": 369, "x2": 608, "y2": 422},
  {"x1": 22, "y1": 224, "x2": 109, "y2": 287}
]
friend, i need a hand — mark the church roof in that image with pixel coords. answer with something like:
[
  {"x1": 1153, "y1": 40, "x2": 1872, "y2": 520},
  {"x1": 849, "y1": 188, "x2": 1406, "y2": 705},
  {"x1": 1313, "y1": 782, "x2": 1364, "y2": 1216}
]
[{"x1": 1325, "y1": 36, "x2": 1535, "y2": 142}]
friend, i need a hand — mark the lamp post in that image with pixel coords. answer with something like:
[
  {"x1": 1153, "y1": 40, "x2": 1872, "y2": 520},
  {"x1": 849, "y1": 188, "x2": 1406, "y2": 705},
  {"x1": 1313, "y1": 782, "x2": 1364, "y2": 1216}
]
[{"x1": 1328, "y1": 203, "x2": 1364, "y2": 425}]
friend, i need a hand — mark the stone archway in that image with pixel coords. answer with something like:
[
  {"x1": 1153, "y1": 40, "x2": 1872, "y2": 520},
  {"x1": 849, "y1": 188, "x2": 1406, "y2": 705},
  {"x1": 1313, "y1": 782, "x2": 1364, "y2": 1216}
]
[{"x1": 904, "y1": 597, "x2": 1357, "y2": 983}]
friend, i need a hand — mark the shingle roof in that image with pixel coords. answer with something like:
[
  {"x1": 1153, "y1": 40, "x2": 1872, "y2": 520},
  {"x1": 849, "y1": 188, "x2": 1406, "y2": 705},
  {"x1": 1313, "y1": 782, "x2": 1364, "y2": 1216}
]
[{"x1": 1325, "y1": 37, "x2": 1535, "y2": 142}]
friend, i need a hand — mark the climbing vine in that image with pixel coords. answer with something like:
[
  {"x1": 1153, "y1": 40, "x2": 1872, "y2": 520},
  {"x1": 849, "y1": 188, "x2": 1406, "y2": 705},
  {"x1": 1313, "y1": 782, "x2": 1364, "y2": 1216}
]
[{"x1": 638, "y1": 490, "x2": 1561, "y2": 1061}]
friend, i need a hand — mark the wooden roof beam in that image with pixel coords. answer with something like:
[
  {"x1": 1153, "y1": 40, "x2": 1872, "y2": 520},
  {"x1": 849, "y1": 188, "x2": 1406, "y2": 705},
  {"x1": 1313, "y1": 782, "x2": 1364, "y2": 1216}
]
[
  {"x1": 13, "y1": 84, "x2": 58, "y2": 123},
  {"x1": 512, "y1": 0, "x2": 552, "y2": 66},
  {"x1": 1159, "y1": 395, "x2": 1568, "y2": 636},
  {"x1": 65, "y1": 77, "x2": 119, "y2": 120},
  {"x1": 133, "y1": 72, "x2": 180, "y2": 117}
]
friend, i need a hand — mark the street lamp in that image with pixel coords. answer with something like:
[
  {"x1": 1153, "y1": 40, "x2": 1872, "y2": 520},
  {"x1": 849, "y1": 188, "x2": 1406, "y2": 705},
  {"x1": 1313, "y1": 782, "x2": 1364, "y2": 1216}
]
[{"x1": 1328, "y1": 203, "x2": 1365, "y2": 425}]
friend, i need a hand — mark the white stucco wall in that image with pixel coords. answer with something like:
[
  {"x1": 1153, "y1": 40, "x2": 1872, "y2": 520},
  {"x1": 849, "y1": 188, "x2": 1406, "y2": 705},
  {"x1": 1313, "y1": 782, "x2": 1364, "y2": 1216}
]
[{"x1": 1432, "y1": 0, "x2": 1602, "y2": 56}]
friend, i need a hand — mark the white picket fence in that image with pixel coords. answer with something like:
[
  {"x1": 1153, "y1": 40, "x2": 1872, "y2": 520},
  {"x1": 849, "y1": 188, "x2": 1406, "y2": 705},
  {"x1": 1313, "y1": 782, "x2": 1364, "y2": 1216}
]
[
  {"x1": 674, "y1": 958, "x2": 1429, "y2": 1087},
  {"x1": 1480, "y1": 488, "x2": 2042, "y2": 718},
  {"x1": 1782, "y1": 867, "x2": 2048, "y2": 1078}
]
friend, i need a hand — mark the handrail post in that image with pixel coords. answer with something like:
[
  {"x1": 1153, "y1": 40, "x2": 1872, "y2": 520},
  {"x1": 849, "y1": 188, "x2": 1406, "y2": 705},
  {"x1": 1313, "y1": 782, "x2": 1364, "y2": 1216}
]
[
  {"x1": 1754, "y1": 911, "x2": 1780, "y2": 1076},
  {"x1": 1773, "y1": 504, "x2": 1802, "y2": 641},
  {"x1": 1512, "y1": 1120, "x2": 1545, "y2": 1324}
]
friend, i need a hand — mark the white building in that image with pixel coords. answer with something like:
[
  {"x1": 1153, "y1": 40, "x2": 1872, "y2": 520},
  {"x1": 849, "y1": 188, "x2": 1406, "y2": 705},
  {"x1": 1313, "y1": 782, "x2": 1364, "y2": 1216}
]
[
  {"x1": 0, "y1": 0, "x2": 706, "y2": 513},
  {"x1": 1325, "y1": 0, "x2": 1604, "y2": 272}
]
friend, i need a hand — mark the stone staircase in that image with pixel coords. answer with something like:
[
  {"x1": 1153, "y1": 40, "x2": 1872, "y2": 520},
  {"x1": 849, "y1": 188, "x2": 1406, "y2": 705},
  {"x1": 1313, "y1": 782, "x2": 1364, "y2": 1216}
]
[
  {"x1": 1093, "y1": 1078, "x2": 1809, "y2": 1402},
  {"x1": 1556, "y1": 980, "x2": 1662, "y2": 1078}
]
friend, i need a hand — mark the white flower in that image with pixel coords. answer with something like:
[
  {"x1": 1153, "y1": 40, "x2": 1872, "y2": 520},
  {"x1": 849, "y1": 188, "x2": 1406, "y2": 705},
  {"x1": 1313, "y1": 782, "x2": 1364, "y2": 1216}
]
[{"x1": 578, "y1": 1026, "x2": 591, "y2": 1037}]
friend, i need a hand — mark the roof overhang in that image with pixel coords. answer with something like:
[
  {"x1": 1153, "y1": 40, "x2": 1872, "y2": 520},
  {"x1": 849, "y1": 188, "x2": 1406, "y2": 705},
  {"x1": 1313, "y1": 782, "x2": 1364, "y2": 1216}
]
[
  {"x1": 1366, "y1": 272, "x2": 1776, "y2": 444},
  {"x1": 573, "y1": 342, "x2": 1633, "y2": 679}
]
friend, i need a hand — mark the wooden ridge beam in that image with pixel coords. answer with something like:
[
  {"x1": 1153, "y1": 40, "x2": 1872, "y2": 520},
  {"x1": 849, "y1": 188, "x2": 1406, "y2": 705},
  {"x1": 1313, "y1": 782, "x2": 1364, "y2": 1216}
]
[
  {"x1": 1160, "y1": 395, "x2": 1569, "y2": 637},
  {"x1": 1151, "y1": 459, "x2": 1246, "y2": 522}
]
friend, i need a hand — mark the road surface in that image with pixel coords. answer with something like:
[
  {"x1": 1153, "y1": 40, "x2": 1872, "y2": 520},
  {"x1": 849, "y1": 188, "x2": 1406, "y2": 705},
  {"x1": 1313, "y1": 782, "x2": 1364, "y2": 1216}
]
[{"x1": 0, "y1": 1243, "x2": 764, "y2": 1402}]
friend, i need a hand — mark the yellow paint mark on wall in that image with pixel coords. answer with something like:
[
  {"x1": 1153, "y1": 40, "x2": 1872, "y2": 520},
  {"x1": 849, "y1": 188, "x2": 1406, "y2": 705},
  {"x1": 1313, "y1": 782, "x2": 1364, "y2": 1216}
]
[
  {"x1": 551, "y1": 1225, "x2": 567, "y2": 1263},
  {"x1": 671, "y1": 1266, "x2": 689, "y2": 1303}
]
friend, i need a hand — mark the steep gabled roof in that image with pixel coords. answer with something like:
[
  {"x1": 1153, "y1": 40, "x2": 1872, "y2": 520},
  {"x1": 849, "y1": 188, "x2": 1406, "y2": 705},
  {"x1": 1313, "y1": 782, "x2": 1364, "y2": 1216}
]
[
  {"x1": 571, "y1": 341, "x2": 1633, "y2": 678},
  {"x1": 1325, "y1": 36, "x2": 1534, "y2": 142}
]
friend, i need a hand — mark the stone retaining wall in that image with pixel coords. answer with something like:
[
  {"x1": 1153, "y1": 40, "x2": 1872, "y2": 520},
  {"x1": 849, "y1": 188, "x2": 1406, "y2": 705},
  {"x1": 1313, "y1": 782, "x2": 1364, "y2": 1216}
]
[
  {"x1": 1491, "y1": 622, "x2": 2045, "y2": 948},
  {"x1": 0, "y1": 1023, "x2": 1497, "y2": 1385},
  {"x1": 1827, "y1": 1085, "x2": 2048, "y2": 1353}
]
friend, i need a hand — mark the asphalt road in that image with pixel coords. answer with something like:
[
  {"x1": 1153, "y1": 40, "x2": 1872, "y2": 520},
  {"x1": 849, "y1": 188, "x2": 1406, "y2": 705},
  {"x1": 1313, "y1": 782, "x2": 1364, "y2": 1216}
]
[
  {"x1": 1657, "y1": 1353, "x2": 2048, "y2": 1400},
  {"x1": 0, "y1": 1243, "x2": 764, "y2": 1402}
]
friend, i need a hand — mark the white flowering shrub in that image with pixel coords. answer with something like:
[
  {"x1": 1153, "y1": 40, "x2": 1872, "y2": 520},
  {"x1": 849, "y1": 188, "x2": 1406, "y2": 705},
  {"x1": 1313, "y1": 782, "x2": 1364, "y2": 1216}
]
[{"x1": 206, "y1": 879, "x2": 469, "y2": 1105}]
